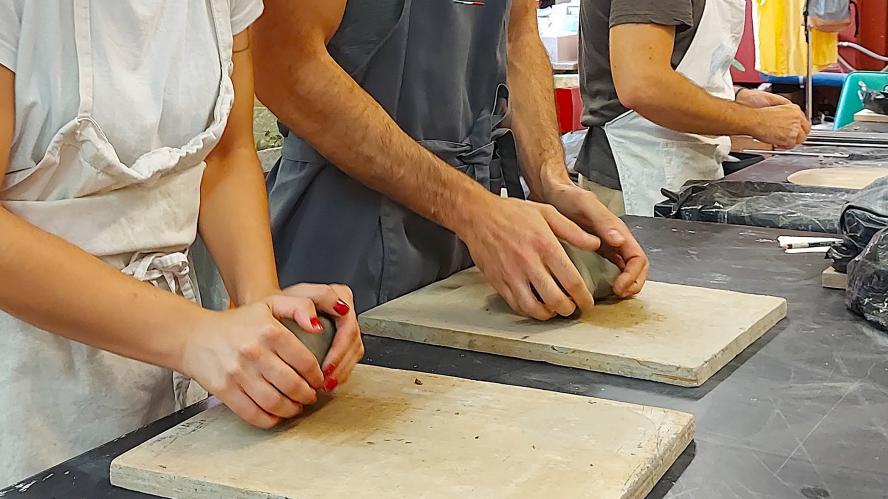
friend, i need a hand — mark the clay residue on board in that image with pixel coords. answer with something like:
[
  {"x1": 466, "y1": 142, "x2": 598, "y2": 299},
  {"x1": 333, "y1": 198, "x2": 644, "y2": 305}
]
[
  {"x1": 579, "y1": 298, "x2": 665, "y2": 329},
  {"x1": 485, "y1": 292, "x2": 663, "y2": 330}
]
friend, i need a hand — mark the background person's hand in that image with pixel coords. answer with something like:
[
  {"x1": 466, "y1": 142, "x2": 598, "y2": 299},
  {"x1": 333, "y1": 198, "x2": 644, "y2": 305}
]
[
  {"x1": 750, "y1": 104, "x2": 811, "y2": 149},
  {"x1": 458, "y1": 196, "x2": 601, "y2": 320},
  {"x1": 735, "y1": 88, "x2": 792, "y2": 109},
  {"x1": 542, "y1": 181, "x2": 649, "y2": 298}
]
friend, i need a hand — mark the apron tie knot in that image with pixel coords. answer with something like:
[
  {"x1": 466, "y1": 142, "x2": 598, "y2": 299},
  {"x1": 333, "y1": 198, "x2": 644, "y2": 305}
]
[{"x1": 122, "y1": 251, "x2": 197, "y2": 301}]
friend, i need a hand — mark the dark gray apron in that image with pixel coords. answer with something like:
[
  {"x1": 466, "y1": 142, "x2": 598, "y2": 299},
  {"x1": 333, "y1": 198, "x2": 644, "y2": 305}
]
[{"x1": 267, "y1": 0, "x2": 521, "y2": 313}]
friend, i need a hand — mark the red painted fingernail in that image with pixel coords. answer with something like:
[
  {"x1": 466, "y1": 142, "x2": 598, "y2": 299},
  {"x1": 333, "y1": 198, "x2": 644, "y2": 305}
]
[
  {"x1": 324, "y1": 377, "x2": 339, "y2": 392},
  {"x1": 333, "y1": 300, "x2": 350, "y2": 316},
  {"x1": 323, "y1": 364, "x2": 337, "y2": 377},
  {"x1": 310, "y1": 318, "x2": 323, "y2": 330}
]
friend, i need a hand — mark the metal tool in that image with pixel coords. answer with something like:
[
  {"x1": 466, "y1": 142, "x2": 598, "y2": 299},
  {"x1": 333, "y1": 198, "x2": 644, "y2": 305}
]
[
  {"x1": 802, "y1": 141, "x2": 888, "y2": 149},
  {"x1": 804, "y1": 131, "x2": 888, "y2": 149},
  {"x1": 809, "y1": 130, "x2": 888, "y2": 141},
  {"x1": 742, "y1": 149, "x2": 888, "y2": 161},
  {"x1": 804, "y1": 0, "x2": 814, "y2": 123}
]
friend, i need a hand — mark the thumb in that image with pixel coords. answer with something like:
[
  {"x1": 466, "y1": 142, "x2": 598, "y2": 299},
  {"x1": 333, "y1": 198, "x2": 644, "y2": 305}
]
[
  {"x1": 577, "y1": 198, "x2": 628, "y2": 248},
  {"x1": 543, "y1": 207, "x2": 601, "y2": 252}
]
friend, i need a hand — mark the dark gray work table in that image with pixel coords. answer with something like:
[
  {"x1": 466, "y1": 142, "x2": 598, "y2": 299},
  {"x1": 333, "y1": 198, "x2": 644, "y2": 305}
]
[{"x1": 4, "y1": 217, "x2": 888, "y2": 499}]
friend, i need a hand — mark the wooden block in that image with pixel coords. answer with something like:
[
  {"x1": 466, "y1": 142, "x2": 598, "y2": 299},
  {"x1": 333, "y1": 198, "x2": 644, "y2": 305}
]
[
  {"x1": 111, "y1": 365, "x2": 694, "y2": 499},
  {"x1": 361, "y1": 269, "x2": 787, "y2": 387},
  {"x1": 822, "y1": 266, "x2": 849, "y2": 290},
  {"x1": 855, "y1": 109, "x2": 888, "y2": 124}
]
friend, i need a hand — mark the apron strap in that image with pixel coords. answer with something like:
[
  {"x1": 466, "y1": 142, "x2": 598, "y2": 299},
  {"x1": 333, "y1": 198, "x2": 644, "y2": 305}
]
[
  {"x1": 72, "y1": 0, "x2": 95, "y2": 117},
  {"x1": 493, "y1": 130, "x2": 525, "y2": 199},
  {"x1": 207, "y1": 0, "x2": 232, "y2": 82},
  {"x1": 123, "y1": 251, "x2": 198, "y2": 302}
]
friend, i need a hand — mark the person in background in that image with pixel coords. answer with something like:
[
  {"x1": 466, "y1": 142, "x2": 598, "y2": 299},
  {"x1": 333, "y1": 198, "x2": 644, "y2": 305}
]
[
  {"x1": 0, "y1": 1, "x2": 362, "y2": 487},
  {"x1": 576, "y1": 0, "x2": 812, "y2": 216},
  {"x1": 253, "y1": 0, "x2": 649, "y2": 323}
]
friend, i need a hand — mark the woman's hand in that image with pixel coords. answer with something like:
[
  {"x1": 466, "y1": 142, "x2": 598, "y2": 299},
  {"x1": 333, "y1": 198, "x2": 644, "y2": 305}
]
[
  {"x1": 177, "y1": 291, "x2": 331, "y2": 428},
  {"x1": 279, "y1": 284, "x2": 364, "y2": 392}
]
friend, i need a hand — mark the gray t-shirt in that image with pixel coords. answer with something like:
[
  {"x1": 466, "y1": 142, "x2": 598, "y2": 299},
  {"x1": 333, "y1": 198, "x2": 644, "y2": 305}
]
[{"x1": 575, "y1": 0, "x2": 705, "y2": 189}]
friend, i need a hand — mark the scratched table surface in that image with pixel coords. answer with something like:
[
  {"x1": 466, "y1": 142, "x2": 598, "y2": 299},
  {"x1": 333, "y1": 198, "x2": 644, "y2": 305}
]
[{"x1": 3, "y1": 217, "x2": 888, "y2": 499}]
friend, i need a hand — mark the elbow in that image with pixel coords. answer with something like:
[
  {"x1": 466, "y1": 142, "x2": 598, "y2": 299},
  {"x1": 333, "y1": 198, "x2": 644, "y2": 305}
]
[
  {"x1": 612, "y1": 63, "x2": 671, "y2": 114},
  {"x1": 614, "y1": 79, "x2": 658, "y2": 113}
]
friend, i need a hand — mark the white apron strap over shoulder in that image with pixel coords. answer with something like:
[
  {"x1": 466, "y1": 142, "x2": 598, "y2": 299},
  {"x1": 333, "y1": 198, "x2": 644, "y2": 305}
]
[
  {"x1": 604, "y1": 0, "x2": 747, "y2": 217},
  {"x1": 0, "y1": 0, "x2": 234, "y2": 487}
]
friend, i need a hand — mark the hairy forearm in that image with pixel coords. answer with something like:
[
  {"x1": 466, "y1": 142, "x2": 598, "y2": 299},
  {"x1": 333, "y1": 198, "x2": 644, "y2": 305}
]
[
  {"x1": 626, "y1": 70, "x2": 759, "y2": 136},
  {"x1": 256, "y1": 53, "x2": 493, "y2": 234},
  {"x1": 0, "y1": 208, "x2": 205, "y2": 370},
  {"x1": 199, "y1": 149, "x2": 279, "y2": 305},
  {"x1": 507, "y1": 27, "x2": 572, "y2": 199}
]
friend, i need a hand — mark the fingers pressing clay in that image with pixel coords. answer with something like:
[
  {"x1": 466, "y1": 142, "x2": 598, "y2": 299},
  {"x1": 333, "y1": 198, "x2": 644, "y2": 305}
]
[{"x1": 561, "y1": 243, "x2": 622, "y2": 301}]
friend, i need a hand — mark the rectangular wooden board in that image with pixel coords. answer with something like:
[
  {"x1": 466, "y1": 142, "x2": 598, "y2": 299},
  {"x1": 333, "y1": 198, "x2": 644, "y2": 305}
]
[
  {"x1": 822, "y1": 266, "x2": 849, "y2": 290},
  {"x1": 361, "y1": 269, "x2": 787, "y2": 387},
  {"x1": 111, "y1": 365, "x2": 694, "y2": 499}
]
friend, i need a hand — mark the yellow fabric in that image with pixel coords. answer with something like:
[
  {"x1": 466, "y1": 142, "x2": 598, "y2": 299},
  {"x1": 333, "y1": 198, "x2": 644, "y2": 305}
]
[{"x1": 753, "y1": 0, "x2": 838, "y2": 77}]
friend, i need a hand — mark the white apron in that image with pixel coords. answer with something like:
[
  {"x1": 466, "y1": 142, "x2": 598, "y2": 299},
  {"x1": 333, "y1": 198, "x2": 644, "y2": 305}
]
[
  {"x1": 0, "y1": 0, "x2": 234, "y2": 486},
  {"x1": 605, "y1": 0, "x2": 747, "y2": 216}
]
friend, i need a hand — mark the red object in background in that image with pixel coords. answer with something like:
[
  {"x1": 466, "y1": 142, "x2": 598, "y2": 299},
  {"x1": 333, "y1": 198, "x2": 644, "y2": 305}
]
[
  {"x1": 840, "y1": 0, "x2": 888, "y2": 71},
  {"x1": 732, "y1": 0, "x2": 763, "y2": 84},
  {"x1": 554, "y1": 87, "x2": 585, "y2": 133}
]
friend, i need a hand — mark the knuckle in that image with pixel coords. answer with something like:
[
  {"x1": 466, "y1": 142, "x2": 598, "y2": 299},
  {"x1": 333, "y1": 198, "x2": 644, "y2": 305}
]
[
  {"x1": 562, "y1": 274, "x2": 585, "y2": 293},
  {"x1": 293, "y1": 352, "x2": 318, "y2": 373},
  {"x1": 237, "y1": 342, "x2": 263, "y2": 363},
  {"x1": 530, "y1": 236, "x2": 552, "y2": 255},
  {"x1": 332, "y1": 284, "x2": 353, "y2": 298},
  {"x1": 266, "y1": 393, "x2": 286, "y2": 411},
  {"x1": 223, "y1": 372, "x2": 239, "y2": 389},
  {"x1": 282, "y1": 379, "x2": 314, "y2": 403},
  {"x1": 253, "y1": 414, "x2": 277, "y2": 430},
  {"x1": 542, "y1": 204, "x2": 558, "y2": 217},
  {"x1": 224, "y1": 364, "x2": 246, "y2": 385},
  {"x1": 302, "y1": 389, "x2": 318, "y2": 405},
  {"x1": 258, "y1": 325, "x2": 281, "y2": 344}
]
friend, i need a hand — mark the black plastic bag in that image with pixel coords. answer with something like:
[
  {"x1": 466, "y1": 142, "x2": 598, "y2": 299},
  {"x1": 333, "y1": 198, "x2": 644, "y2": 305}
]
[
  {"x1": 828, "y1": 177, "x2": 888, "y2": 272},
  {"x1": 846, "y1": 228, "x2": 888, "y2": 332},
  {"x1": 655, "y1": 180, "x2": 858, "y2": 233},
  {"x1": 862, "y1": 89, "x2": 888, "y2": 116}
]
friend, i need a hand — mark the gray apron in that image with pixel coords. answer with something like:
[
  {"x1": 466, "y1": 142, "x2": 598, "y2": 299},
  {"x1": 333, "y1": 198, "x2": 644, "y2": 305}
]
[{"x1": 267, "y1": 0, "x2": 521, "y2": 313}]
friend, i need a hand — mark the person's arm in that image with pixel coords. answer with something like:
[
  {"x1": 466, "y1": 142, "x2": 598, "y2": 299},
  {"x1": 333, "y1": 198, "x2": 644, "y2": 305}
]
[
  {"x1": 0, "y1": 61, "x2": 334, "y2": 430},
  {"x1": 252, "y1": 0, "x2": 602, "y2": 321},
  {"x1": 199, "y1": 32, "x2": 282, "y2": 306},
  {"x1": 506, "y1": 0, "x2": 648, "y2": 297},
  {"x1": 0, "y1": 66, "x2": 210, "y2": 371},
  {"x1": 199, "y1": 31, "x2": 363, "y2": 393},
  {"x1": 610, "y1": 23, "x2": 810, "y2": 148}
]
